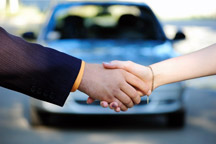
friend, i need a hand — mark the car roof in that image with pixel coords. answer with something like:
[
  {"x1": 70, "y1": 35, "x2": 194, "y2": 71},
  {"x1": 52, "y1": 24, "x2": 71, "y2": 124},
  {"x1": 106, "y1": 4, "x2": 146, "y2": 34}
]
[
  {"x1": 63, "y1": 0, "x2": 147, "y2": 4},
  {"x1": 54, "y1": 0, "x2": 149, "y2": 8}
]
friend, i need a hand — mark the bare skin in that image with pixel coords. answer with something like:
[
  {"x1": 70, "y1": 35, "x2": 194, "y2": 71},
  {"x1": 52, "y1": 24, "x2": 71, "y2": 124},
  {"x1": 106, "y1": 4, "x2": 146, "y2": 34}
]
[
  {"x1": 97, "y1": 43, "x2": 216, "y2": 111},
  {"x1": 78, "y1": 63, "x2": 150, "y2": 112}
]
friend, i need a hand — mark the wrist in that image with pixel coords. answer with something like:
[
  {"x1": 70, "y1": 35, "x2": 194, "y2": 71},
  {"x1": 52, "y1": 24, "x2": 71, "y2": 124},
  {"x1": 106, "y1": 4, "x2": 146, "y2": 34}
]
[
  {"x1": 147, "y1": 66, "x2": 154, "y2": 91},
  {"x1": 71, "y1": 61, "x2": 86, "y2": 92},
  {"x1": 78, "y1": 63, "x2": 89, "y2": 93},
  {"x1": 149, "y1": 64, "x2": 161, "y2": 89}
]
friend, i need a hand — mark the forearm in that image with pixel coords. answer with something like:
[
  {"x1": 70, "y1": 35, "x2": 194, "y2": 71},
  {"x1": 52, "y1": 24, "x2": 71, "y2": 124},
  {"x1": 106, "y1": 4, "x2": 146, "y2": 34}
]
[
  {"x1": 151, "y1": 44, "x2": 216, "y2": 89},
  {"x1": 0, "y1": 27, "x2": 82, "y2": 106}
]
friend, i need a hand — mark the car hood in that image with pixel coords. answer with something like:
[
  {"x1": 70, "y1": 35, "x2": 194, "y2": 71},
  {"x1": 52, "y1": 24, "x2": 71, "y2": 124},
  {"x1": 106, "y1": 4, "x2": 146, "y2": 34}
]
[{"x1": 46, "y1": 39, "x2": 177, "y2": 65}]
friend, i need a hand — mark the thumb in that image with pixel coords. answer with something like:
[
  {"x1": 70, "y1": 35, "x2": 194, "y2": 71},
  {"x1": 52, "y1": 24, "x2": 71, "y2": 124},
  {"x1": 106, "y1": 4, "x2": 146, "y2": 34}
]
[
  {"x1": 103, "y1": 62, "x2": 116, "y2": 69},
  {"x1": 103, "y1": 60, "x2": 124, "y2": 69},
  {"x1": 87, "y1": 97, "x2": 95, "y2": 104}
]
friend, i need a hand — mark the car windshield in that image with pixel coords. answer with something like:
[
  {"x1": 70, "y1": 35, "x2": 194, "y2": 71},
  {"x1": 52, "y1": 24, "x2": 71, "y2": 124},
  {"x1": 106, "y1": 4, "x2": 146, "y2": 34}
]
[{"x1": 47, "y1": 4, "x2": 165, "y2": 41}]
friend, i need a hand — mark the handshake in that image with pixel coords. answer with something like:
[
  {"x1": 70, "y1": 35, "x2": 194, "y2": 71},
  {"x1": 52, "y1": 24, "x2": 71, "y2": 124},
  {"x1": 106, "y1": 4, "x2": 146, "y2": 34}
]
[{"x1": 78, "y1": 60, "x2": 154, "y2": 112}]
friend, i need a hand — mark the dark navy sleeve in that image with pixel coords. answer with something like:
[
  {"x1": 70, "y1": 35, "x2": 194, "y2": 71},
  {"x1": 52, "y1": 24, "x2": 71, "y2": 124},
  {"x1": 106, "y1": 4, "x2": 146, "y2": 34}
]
[{"x1": 0, "y1": 27, "x2": 81, "y2": 106}]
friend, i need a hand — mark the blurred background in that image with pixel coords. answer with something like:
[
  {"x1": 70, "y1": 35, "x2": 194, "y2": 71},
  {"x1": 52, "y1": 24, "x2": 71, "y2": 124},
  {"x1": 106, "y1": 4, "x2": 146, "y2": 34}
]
[{"x1": 0, "y1": 0, "x2": 216, "y2": 144}]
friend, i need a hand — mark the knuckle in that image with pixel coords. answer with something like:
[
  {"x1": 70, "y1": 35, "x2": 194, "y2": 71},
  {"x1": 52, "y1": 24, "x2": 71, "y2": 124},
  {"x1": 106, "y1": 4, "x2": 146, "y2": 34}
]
[
  {"x1": 128, "y1": 103, "x2": 133, "y2": 108},
  {"x1": 127, "y1": 60, "x2": 133, "y2": 66},
  {"x1": 119, "y1": 81, "x2": 126, "y2": 87},
  {"x1": 106, "y1": 94, "x2": 115, "y2": 102},
  {"x1": 109, "y1": 97, "x2": 116, "y2": 102},
  {"x1": 112, "y1": 88, "x2": 119, "y2": 96},
  {"x1": 116, "y1": 78, "x2": 125, "y2": 88},
  {"x1": 131, "y1": 91, "x2": 138, "y2": 98},
  {"x1": 125, "y1": 99, "x2": 132, "y2": 105},
  {"x1": 116, "y1": 101, "x2": 122, "y2": 107}
]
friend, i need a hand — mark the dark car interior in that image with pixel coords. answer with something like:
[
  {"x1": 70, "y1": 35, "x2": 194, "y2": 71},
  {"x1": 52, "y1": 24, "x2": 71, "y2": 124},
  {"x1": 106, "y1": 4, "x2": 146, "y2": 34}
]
[{"x1": 53, "y1": 5, "x2": 165, "y2": 40}]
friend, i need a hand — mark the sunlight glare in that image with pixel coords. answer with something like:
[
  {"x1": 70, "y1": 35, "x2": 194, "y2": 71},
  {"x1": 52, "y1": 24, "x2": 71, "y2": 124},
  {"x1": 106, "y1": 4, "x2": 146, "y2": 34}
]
[{"x1": 9, "y1": 0, "x2": 19, "y2": 14}]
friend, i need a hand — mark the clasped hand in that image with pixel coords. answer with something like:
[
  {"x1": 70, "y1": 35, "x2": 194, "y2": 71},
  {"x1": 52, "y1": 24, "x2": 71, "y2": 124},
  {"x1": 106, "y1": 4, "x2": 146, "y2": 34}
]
[{"x1": 78, "y1": 61, "x2": 153, "y2": 112}]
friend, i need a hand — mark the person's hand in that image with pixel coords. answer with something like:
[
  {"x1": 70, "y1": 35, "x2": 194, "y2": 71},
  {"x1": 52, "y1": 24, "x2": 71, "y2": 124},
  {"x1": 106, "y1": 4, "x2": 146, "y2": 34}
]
[
  {"x1": 78, "y1": 63, "x2": 150, "y2": 112},
  {"x1": 98, "y1": 61, "x2": 153, "y2": 111}
]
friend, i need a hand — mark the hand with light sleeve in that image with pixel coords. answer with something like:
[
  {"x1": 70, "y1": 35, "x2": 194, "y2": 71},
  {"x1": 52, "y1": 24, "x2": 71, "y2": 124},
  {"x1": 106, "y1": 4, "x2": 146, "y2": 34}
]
[{"x1": 97, "y1": 43, "x2": 216, "y2": 111}]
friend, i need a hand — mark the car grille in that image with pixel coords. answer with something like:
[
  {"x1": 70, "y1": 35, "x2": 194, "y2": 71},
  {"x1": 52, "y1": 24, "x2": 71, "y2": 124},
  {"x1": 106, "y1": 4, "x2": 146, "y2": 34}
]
[{"x1": 75, "y1": 100, "x2": 150, "y2": 106}]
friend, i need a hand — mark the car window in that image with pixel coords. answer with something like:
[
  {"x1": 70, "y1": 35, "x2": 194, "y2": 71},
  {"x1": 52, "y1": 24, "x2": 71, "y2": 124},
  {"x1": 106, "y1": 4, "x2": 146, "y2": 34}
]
[{"x1": 47, "y1": 5, "x2": 162, "y2": 40}]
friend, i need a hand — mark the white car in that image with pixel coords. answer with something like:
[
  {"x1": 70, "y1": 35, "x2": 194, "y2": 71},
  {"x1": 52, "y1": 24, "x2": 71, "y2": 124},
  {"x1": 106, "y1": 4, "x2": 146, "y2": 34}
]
[{"x1": 23, "y1": 1, "x2": 186, "y2": 128}]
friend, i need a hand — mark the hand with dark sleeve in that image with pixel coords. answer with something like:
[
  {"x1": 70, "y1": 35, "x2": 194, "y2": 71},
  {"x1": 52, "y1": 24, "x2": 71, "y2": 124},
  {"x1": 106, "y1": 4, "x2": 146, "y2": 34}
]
[{"x1": 0, "y1": 27, "x2": 82, "y2": 106}]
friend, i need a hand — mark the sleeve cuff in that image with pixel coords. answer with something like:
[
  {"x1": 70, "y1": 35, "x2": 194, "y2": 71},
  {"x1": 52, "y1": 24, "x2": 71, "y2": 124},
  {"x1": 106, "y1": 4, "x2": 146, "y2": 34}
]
[{"x1": 71, "y1": 61, "x2": 85, "y2": 92}]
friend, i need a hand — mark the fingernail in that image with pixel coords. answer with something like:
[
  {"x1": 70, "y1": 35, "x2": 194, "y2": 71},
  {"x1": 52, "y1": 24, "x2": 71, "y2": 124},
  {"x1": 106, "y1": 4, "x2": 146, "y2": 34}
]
[
  {"x1": 103, "y1": 62, "x2": 111, "y2": 64},
  {"x1": 111, "y1": 103, "x2": 117, "y2": 108},
  {"x1": 101, "y1": 102, "x2": 105, "y2": 108},
  {"x1": 104, "y1": 62, "x2": 115, "y2": 66},
  {"x1": 147, "y1": 90, "x2": 151, "y2": 96}
]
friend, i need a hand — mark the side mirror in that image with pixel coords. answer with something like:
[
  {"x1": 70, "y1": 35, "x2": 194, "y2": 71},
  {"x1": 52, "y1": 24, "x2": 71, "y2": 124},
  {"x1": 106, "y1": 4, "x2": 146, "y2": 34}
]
[
  {"x1": 173, "y1": 30, "x2": 186, "y2": 41},
  {"x1": 22, "y1": 32, "x2": 37, "y2": 40}
]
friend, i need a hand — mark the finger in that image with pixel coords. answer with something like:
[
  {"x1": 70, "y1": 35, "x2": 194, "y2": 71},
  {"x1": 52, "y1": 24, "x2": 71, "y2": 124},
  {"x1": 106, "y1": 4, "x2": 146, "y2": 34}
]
[
  {"x1": 107, "y1": 99, "x2": 128, "y2": 111},
  {"x1": 108, "y1": 102, "x2": 121, "y2": 112},
  {"x1": 115, "y1": 107, "x2": 121, "y2": 112},
  {"x1": 113, "y1": 98, "x2": 128, "y2": 111},
  {"x1": 110, "y1": 60, "x2": 137, "y2": 72},
  {"x1": 87, "y1": 97, "x2": 95, "y2": 104},
  {"x1": 124, "y1": 71, "x2": 150, "y2": 96},
  {"x1": 110, "y1": 102, "x2": 118, "y2": 109},
  {"x1": 100, "y1": 101, "x2": 109, "y2": 108},
  {"x1": 120, "y1": 82, "x2": 141, "y2": 105},
  {"x1": 137, "y1": 90, "x2": 144, "y2": 97},
  {"x1": 115, "y1": 89, "x2": 134, "y2": 108},
  {"x1": 109, "y1": 104, "x2": 114, "y2": 109}
]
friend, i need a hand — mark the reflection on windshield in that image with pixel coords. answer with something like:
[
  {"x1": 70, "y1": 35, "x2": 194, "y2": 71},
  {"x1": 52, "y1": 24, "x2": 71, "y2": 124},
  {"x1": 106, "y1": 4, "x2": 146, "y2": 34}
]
[{"x1": 48, "y1": 5, "x2": 162, "y2": 40}]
